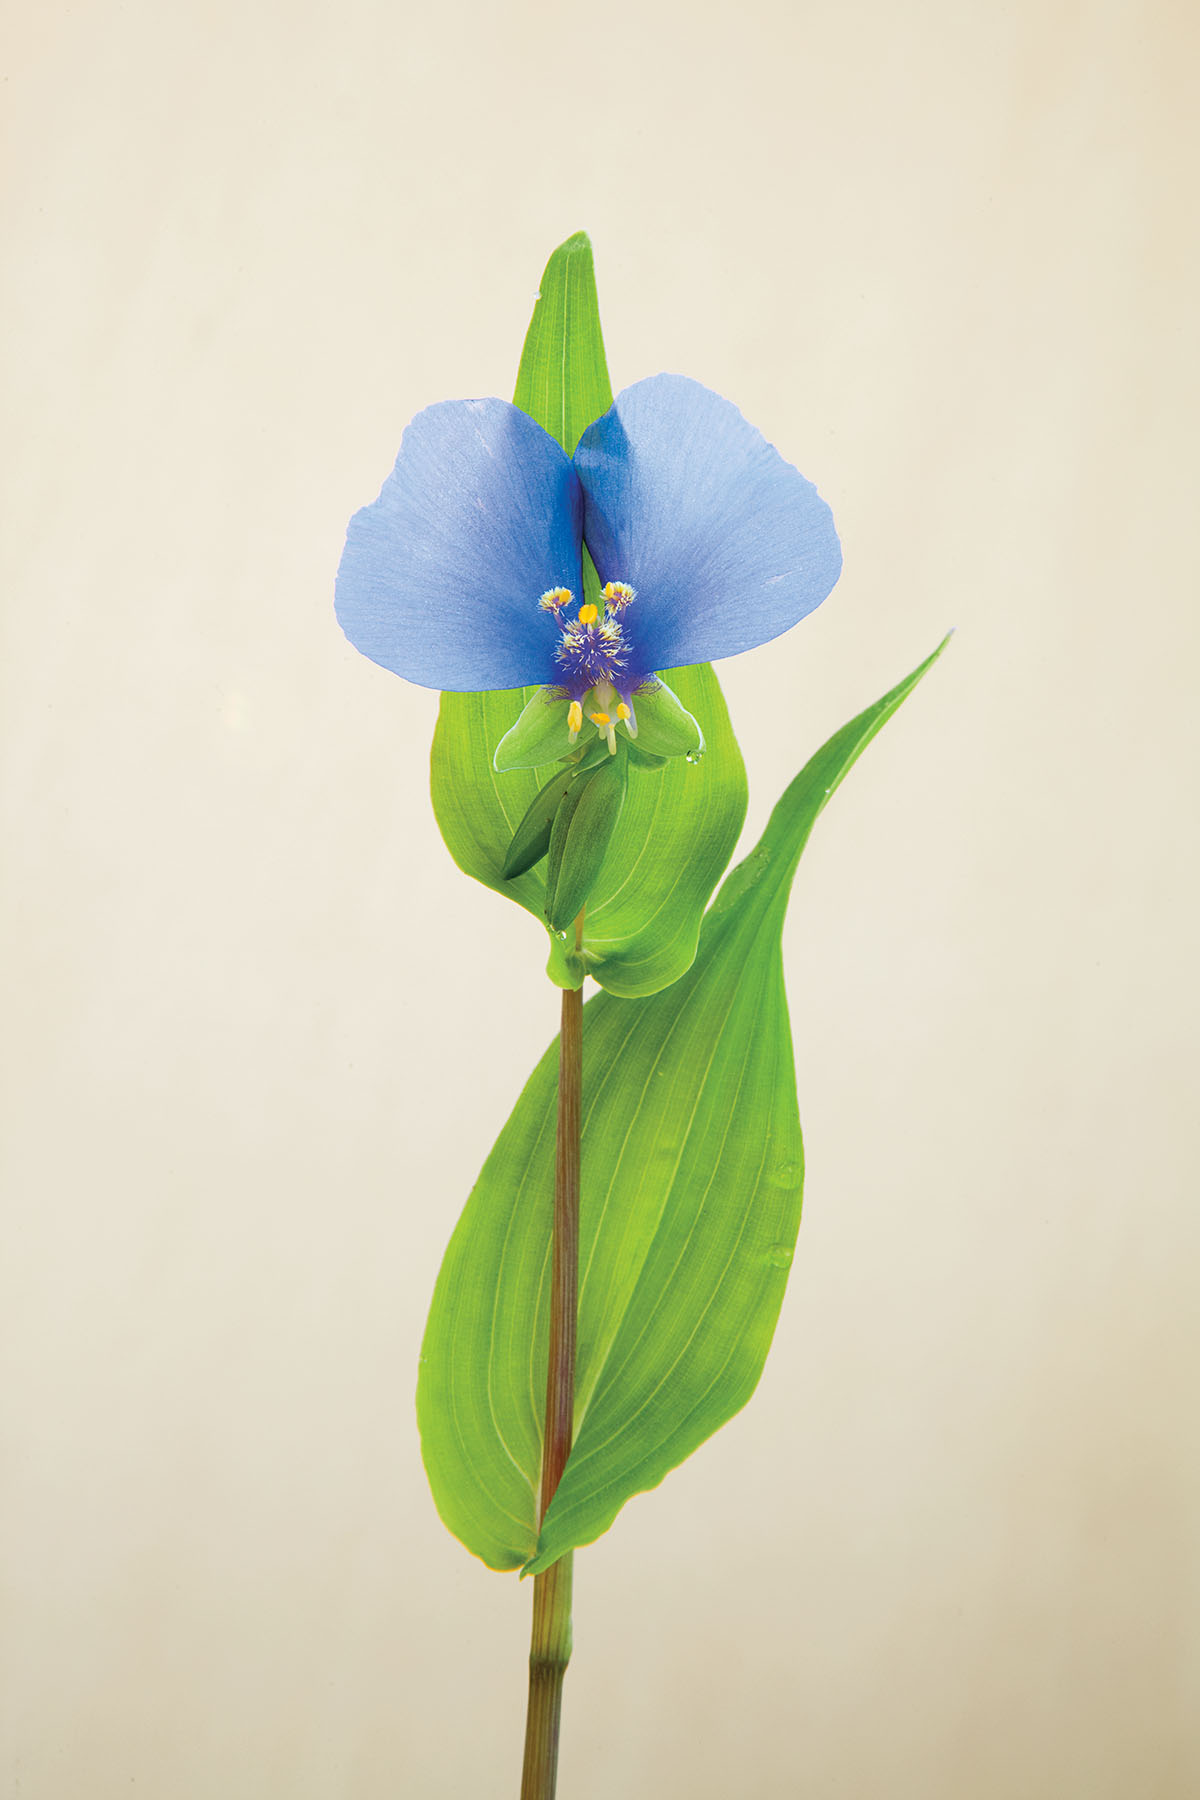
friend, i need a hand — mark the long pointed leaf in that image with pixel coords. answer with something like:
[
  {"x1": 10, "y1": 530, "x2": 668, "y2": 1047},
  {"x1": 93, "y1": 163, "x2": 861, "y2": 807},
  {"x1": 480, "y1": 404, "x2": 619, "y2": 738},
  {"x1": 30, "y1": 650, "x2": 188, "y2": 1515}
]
[{"x1": 417, "y1": 637, "x2": 949, "y2": 1571}]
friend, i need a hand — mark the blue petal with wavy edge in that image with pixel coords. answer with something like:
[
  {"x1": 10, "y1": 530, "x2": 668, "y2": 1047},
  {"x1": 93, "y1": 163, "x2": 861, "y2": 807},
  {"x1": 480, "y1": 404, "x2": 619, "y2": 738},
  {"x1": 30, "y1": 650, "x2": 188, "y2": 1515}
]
[
  {"x1": 335, "y1": 399, "x2": 584, "y2": 692},
  {"x1": 574, "y1": 375, "x2": 842, "y2": 677}
]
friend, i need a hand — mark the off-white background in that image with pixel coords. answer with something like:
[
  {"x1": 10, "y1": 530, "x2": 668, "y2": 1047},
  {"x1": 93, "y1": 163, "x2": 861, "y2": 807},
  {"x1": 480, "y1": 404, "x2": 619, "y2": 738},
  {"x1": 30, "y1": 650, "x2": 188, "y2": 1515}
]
[{"x1": 3, "y1": 0, "x2": 1196, "y2": 1794}]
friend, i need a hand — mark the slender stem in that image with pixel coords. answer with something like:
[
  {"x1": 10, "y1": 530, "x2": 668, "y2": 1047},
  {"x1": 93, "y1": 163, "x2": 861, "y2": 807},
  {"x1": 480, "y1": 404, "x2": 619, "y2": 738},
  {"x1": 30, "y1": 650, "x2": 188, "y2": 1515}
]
[{"x1": 519, "y1": 919, "x2": 584, "y2": 1800}]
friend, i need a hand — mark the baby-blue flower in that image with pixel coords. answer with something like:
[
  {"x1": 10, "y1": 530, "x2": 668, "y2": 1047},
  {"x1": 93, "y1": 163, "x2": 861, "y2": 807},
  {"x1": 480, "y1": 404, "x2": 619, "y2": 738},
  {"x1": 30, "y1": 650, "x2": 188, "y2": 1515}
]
[{"x1": 335, "y1": 374, "x2": 841, "y2": 758}]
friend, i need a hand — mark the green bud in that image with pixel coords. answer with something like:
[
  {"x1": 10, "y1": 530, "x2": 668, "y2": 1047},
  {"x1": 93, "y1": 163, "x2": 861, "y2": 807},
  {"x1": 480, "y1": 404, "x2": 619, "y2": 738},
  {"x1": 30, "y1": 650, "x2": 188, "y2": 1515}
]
[
  {"x1": 501, "y1": 742, "x2": 613, "y2": 880},
  {"x1": 543, "y1": 752, "x2": 628, "y2": 932}
]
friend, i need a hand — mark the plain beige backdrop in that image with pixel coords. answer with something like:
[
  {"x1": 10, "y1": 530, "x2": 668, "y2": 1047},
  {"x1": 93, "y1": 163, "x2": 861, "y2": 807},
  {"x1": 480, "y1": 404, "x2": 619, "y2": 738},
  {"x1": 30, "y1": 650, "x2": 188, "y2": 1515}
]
[{"x1": 3, "y1": 0, "x2": 1197, "y2": 1794}]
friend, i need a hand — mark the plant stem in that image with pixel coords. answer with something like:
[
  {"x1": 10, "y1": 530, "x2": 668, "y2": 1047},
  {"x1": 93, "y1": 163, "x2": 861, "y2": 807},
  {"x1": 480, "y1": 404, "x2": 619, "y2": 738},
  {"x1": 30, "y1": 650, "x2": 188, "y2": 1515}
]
[
  {"x1": 519, "y1": 1549, "x2": 573, "y2": 1800},
  {"x1": 519, "y1": 923, "x2": 584, "y2": 1800}
]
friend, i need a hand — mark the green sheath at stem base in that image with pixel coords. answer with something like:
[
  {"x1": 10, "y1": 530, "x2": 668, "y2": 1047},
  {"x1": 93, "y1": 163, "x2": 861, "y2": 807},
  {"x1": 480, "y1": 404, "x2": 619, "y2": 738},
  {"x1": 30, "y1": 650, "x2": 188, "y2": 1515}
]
[{"x1": 519, "y1": 1552, "x2": 574, "y2": 1800}]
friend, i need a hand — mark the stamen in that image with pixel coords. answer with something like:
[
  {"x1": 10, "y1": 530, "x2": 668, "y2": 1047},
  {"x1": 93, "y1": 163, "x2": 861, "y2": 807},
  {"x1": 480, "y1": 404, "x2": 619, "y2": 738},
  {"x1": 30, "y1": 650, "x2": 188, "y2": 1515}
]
[
  {"x1": 545, "y1": 582, "x2": 635, "y2": 699},
  {"x1": 567, "y1": 699, "x2": 583, "y2": 740},
  {"x1": 616, "y1": 702, "x2": 631, "y2": 721},
  {"x1": 589, "y1": 711, "x2": 611, "y2": 726}
]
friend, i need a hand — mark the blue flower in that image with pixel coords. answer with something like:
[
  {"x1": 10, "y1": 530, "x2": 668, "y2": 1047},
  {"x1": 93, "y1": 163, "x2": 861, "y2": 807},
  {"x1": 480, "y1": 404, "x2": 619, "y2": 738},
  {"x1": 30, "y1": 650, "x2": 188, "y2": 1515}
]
[{"x1": 335, "y1": 374, "x2": 841, "y2": 763}]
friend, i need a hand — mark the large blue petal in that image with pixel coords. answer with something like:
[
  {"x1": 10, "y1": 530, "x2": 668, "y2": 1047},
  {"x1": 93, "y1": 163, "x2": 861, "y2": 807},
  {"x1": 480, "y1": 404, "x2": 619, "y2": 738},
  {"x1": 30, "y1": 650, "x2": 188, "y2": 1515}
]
[
  {"x1": 335, "y1": 399, "x2": 583, "y2": 691},
  {"x1": 573, "y1": 375, "x2": 841, "y2": 675}
]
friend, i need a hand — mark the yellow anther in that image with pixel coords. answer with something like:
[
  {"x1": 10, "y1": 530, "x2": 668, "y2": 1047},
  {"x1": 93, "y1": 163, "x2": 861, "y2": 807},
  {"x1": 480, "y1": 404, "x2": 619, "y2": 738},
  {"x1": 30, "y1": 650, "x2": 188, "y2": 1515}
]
[
  {"x1": 589, "y1": 711, "x2": 611, "y2": 726},
  {"x1": 539, "y1": 587, "x2": 574, "y2": 611},
  {"x1": 616, "y1": 702, "x2": 631, "y2": 721},
  {"x1": 602, "y1": 581, "x2": 636, "y2": 608},
  {"x1": 567, "y1": 700, "x2": 583, "y2": 737},
  {"x1": 577, "y1": 602, "x2": 599, "y2": 625}
]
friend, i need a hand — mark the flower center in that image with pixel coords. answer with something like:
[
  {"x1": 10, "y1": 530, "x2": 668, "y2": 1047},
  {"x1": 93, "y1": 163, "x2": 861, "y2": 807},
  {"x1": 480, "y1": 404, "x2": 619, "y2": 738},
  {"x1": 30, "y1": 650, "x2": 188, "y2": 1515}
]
[
  {"x1": 540, "y1": 582, "x2": 635, "y2": 691},
  {"x1": 538, "y1": 583, "x2": 640, "y2": 751}
]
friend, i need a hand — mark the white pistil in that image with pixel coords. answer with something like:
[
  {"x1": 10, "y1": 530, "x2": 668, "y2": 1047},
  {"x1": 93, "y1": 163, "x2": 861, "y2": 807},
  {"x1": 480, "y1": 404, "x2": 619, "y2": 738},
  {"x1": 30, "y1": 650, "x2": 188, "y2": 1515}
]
[{"x1": 588, "y1": 709, "x2": 617, "y2": 755}]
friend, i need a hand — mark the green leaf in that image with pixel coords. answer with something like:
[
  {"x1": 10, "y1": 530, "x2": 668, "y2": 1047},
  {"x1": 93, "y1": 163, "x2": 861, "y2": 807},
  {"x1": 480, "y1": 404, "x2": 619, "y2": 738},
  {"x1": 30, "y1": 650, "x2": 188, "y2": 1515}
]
[
  {"x1": 417, "y1": 637, "x2": 950, "y2": 1572},
  {"x1": 430, "y1": 231, "x2": 749, "y2": 998}
]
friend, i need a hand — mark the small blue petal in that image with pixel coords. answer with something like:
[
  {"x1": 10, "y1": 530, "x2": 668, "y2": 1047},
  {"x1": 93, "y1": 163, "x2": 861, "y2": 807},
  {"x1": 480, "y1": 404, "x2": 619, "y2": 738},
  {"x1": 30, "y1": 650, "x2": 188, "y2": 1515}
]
[
  {"x1": 574, "y1": 375, "x2": 842, "y2": 675},
  {"x1": 336, "y1": 399, "x2": 583, "y2": 691}
]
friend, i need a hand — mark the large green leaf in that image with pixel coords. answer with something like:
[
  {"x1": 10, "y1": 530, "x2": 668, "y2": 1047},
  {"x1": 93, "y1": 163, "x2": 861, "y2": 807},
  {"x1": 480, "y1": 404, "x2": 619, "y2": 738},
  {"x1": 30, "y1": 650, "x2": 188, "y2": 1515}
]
[
  {"x1": 417, "y1": 637, "x2": 949, "y2": 1572},
  {"x1": 430, "y1": 232, "x2": 748, "y2": 998}
]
